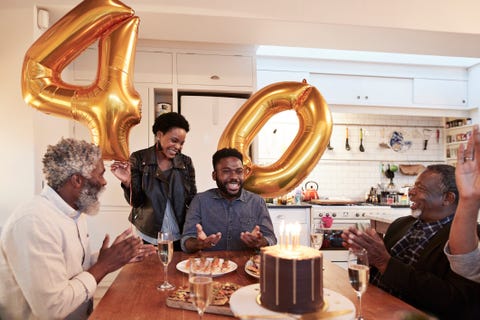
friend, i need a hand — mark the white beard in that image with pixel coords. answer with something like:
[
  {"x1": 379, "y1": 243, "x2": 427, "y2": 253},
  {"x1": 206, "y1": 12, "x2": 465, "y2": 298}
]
[
  {"x1": 76, "y1": 181, "x2": 105, "y2": 216},
  {"x1": 411, "y1": 208, "x2": 422, "y2": 218}
]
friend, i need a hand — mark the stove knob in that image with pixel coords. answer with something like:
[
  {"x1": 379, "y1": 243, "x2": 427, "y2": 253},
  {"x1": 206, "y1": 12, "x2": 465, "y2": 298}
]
[
  {"x1": 318, "y1": 213, "x2": 323, "y2": 217},
  {"x1": 355, "y1": 213, "x2": 360, "y2": 217},
  {"x1": 343, "y1": 212, "x2": 349, "y2": 217},
  {"x1": 332, "y1": 213, "x2": 337, "y2": 217},
  {"x1": 362, "y1": 213, "x2": 366, "y2": 217}
]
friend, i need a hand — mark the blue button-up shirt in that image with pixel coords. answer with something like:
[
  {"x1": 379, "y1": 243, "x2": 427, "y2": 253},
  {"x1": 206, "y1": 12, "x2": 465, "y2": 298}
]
[{"x1": 181, "y1": 188, "x2": 277, "y2": 251}]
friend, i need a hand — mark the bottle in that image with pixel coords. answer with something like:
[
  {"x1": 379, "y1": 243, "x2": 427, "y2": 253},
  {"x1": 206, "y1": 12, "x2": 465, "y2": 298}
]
[{"x1": 294, "y1": 189, "x2": 302, "y2": 204}]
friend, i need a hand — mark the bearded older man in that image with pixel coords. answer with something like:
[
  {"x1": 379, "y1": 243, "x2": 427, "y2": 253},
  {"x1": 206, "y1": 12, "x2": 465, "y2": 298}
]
[{"x1": 0, "y1": 138, "x2": 155, "y2": 320}]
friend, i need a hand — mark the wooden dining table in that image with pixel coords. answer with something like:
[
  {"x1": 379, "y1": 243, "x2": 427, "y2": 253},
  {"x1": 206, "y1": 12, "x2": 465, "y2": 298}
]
[{"x1": 89, "y1": 250, "x2": 428, "y2": 319}]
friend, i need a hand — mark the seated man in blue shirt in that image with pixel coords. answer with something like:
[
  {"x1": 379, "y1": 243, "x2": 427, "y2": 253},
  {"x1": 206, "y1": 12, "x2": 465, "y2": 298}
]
[{"x1": 181, "y1": 148, "x2": 276, "y2": 252}]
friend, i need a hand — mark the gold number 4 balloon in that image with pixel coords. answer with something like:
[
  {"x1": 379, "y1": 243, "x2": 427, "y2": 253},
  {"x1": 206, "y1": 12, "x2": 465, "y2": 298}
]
[
  {"x1": 218, "y1": 81, "x2": 332, "y2": 198},
  {"x1": 21, "y1": 0, "x2": 141, "y2": 161}
]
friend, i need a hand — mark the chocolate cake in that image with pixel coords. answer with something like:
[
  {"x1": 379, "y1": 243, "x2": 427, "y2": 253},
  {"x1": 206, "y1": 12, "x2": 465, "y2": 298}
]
[{"x1": 260, "y1": 245, "x2": 324, "y2": 314}]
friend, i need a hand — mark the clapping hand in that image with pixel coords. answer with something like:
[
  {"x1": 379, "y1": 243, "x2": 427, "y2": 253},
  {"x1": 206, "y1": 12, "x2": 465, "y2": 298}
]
[{"x1": 342, "y1": 226, "x2": 390, "y2": 273}]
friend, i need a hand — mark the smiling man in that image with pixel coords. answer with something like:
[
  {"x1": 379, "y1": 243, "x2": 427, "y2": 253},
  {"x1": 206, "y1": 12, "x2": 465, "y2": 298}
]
[
  {"x1": 342, "y1": 164, "x2": 480, "y2": 320},
  {"x1": 0, "y1": 138, "x2": 155, "y2": 320},
  {"x1": 181, "y1": 148, "x2": 276, "y2": 253}
]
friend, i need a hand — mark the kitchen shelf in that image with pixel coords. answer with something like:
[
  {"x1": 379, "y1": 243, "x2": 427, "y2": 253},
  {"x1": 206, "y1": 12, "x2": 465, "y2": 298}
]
[
  {"x1": 445, "y1": 120, "x2": 473, "y2": 165},
  {"x1": 446, "y1": 141, "x2": 469, "y2": 147}
]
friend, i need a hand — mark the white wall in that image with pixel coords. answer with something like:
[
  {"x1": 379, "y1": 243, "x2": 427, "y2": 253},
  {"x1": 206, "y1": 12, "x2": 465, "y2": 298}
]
[
  {"x1": 0, "y1": 7, "x2": 36, "y2": 225},
  {"x1": 256, "y1": 113, "x2": 445, "y2": 200}
]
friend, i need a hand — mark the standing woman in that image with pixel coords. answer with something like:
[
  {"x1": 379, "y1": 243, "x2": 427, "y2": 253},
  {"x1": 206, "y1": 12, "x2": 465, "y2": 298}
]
[{"x1": 111, "y1": 112, "x2": 197, "y2": 250}]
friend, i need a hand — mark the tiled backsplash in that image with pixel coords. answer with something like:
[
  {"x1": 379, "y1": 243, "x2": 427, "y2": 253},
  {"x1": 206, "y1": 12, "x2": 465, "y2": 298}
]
[{"x1": 256, "y1": 113, "x2": 445, "y2": 200}]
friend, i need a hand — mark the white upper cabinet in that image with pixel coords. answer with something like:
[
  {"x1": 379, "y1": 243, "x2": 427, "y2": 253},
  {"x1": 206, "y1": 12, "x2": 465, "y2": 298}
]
[
  {"x1": 177, "y1": 53, "x2": 254, "y2": 88},
  {"x1": 72, "y1": 48, "x2": 173, "y2": 84},
  {"x1": 413, "y1": 79, "x2": 467, "y2": 107},
  {"x1": 256, "y1": 70, "x2": 310, "y2": 89},
  {"x1": 309, "y1": 73, "x2": 413, "y2": 107}
]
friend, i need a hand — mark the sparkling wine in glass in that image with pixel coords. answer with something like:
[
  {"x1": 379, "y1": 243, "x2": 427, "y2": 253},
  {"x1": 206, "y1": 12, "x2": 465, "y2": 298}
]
[
  {"x1": 157, "y1": 232, "x2": 175, "y2": 291},
  {"x1": 348, "y1": 248, "x2": 369, "y2": 320},
  {"x1": 189, "y1": 259, "x2": 213, "y2": 319},
  {"x1": 310, "y1": 221, "x2": 324, "y2": 250}
]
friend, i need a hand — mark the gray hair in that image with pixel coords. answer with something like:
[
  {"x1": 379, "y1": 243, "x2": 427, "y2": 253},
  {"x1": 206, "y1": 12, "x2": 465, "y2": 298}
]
[{"x1": 42, "y1": 138, "x2": 102, "y2": 191}]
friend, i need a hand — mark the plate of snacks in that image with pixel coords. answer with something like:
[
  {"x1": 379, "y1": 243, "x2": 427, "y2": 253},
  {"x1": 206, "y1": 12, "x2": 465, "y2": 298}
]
[
  {"x1": 167, "y1": 281, "x2": 242, "y2": 316},
  {"x1": 176, "y1": 257, "x2": 237, "y2": 277},
  {"x1": 244, "y1": 255, "x2": 260, "y2": 279}
]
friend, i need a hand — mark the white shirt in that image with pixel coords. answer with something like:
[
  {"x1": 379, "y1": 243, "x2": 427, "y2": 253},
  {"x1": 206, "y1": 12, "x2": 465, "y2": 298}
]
[
  {"x1": 0, "y1": 185, "x2": 98, "y2": 320},
  {"x1": 444, "y1": 241, "x2": 480, "y2": 284}
]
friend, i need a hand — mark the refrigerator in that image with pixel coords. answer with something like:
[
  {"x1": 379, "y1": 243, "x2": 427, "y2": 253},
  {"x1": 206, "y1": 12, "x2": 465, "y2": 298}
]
[{"x1": 180, "y1": 94, "x2": 248, "y2": 193}]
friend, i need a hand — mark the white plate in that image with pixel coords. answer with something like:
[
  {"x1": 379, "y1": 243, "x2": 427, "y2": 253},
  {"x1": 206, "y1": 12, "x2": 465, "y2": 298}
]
[
  {"x1": 176, "y1": 258, "x2": 238, "y2": 277},
  {"x1": 230, "y1": 284, "x2": 355, "y2": 320},
  {"x1": 245, "y1": 260, "x2": 260, "y2": 279}
]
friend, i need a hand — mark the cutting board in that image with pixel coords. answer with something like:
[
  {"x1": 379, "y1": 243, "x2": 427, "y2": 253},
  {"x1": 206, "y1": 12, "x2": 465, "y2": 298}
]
[{"x1": 166, "y1": 298, "x2": 234, "y2": 316}]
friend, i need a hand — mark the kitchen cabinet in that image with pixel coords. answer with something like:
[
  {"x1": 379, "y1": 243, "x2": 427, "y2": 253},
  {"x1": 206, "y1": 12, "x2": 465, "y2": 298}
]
[
  {"x1": 309, "y1": 73, "x2": 413, "y2": 107},
  {"x1": 256, "y1": 70, "x2": 310, "y2": 89},
  {"x1": 413, "y1": 79, "x2": 467, "y2": 108},
  {"x1": 72, "y1": 47, "x2": 174, "y2": 84},
  {"x1": 177, "y1": 53, "x2": 254, "y2": 88},
  {"x1": 268, "y1": 206, "x2": 311, "y2": 247},
  {"x1": 445, "y1": 120, "x2": 474, "y2": 165}
]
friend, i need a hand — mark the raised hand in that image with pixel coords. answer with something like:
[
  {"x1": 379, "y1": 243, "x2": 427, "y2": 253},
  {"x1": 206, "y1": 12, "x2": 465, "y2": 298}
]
[
  {"x1": 456, "y1": 125, "x2": 480, "y2": 202},
  {"x1": 110, "y1": 161, "x2": 131, "y2": 186},
  {"x1": 240, "y1": 225, "x2": 266, "y2": 248},
  {"x1": 196, "y1": 223, "x2": 222, "y2": 249}
]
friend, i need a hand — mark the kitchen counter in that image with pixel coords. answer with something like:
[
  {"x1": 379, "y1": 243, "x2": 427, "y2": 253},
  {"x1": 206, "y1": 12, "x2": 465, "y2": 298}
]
[
  {"x1": 366, "y1": 209, "x2": 411, "y2": 234},
  {"x1": 266, "y1": 203, "x2": 312, "y2": 208}
]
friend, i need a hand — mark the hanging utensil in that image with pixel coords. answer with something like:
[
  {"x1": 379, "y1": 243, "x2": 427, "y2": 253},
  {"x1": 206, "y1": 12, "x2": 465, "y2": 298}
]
[
  {"x1": 359, "y1": 128, "x2": 365, "y2": 152},
  {"x1": 423, "y1": 128, "x2": 432, "y2": 150},
  {"x1": 379, "y1": 127, "x2": 389, "y2": 148},
  {"x1": 327, "y1": 140, "x2": 333, "y2": 150},
  {"x1": 345, "y1": 127, "x2": 351, "y2": 151}
]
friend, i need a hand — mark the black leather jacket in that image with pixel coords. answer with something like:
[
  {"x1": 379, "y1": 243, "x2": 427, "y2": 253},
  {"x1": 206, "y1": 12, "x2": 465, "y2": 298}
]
[{"x1": 122, "y1": 145, "x2": 197, "y2": 238}]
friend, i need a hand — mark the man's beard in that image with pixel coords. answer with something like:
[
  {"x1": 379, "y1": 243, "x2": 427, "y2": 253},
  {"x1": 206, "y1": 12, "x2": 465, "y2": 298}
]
[
  {"x1": 217, "y1": 179, "x2": 243, "y2": 198},
  {"x1": 411, "y1": 208, "x2": 422, "y2": 218},
  {"x1": 76, "y1": 179, "x2": 105, "y2": 215}
]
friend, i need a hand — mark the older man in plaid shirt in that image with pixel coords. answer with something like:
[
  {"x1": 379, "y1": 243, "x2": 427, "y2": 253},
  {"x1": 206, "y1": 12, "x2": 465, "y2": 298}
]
[{"x1": 342, "y1": 164, "x2": 480, "y2": 320}]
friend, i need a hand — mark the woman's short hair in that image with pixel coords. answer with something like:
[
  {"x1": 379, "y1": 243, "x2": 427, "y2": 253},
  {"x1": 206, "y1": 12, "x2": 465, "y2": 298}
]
[
  {"x1": 42, "y1": 138, "x2": 101, "y2": 191},
  {"x1": 152, "y1": 112, "x2": 190, "y2": 135}
]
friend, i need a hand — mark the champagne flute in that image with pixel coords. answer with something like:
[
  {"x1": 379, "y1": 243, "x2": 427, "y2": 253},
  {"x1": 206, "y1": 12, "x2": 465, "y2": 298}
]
[
  {"x1": 189, "y1": 259, "x2": 213, "y2": 319},
  {"x1": 348, "y1": 248, "x2": 369, "y2": 320},
  {"x1": 310, "y1": 221, "x2": 324, "y2": 250},
  {"x1": 157, "y1": 231, "x2": 175, "y2": 291}
]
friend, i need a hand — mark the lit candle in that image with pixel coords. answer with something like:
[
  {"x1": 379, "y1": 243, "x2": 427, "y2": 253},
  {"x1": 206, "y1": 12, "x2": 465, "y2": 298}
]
[
  {"x1": 285, "y1": 223, "x2": 292, "y2": 250},
  {"x1": 292, "y1": 222, "x2": 301, "y2": 250},
  {"x1": 279, "y1": 219, "x2": 285, "y2": 249}
]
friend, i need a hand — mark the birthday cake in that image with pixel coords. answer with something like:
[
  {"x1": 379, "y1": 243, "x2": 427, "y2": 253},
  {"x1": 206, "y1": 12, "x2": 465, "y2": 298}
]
[{"x1": 260, "y1": 245, "x2": 324, "y2": 314}]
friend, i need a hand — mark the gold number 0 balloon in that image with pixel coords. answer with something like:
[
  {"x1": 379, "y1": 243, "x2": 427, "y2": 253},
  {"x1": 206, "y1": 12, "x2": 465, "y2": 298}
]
[
  {"x1": 218, "y1": 81, "x2": 332, "y2": 198},
  {"x1": 21, "y1": 0, "x2": 141, "y2": 161}
]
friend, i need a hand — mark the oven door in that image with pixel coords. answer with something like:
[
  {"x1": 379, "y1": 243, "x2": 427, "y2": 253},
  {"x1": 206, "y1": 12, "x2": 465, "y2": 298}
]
[
  {"x1": 315, "y1": 219, "x2": 370, "y2": 269},
  {"x1": 318, "y1": 219, "x2": 370, "y2": 250}
]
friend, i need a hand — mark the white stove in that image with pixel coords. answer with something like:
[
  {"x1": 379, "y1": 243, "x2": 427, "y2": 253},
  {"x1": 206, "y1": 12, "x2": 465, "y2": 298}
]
[
  {"x1": 311, "y1": 204, "x2": 392, "y2": 221},
  {"x1": 311, "y1": 204, "x2": 404, "y2": 269}
]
